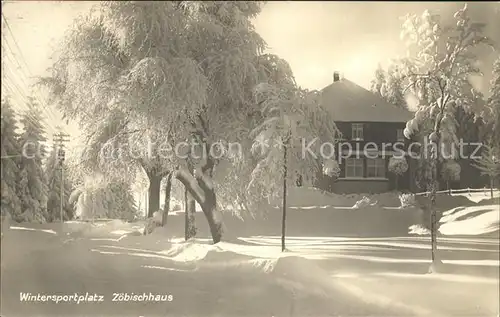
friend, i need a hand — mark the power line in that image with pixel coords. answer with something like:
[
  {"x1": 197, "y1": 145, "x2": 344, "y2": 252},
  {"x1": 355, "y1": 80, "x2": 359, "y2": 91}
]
[
  {"x1": 2, "y1": 74, "x2": 61, "y2": 137},
  {"x1": 0, "y1": 6, "x2": 54, "y2": 158},
  {"x1": 2, "y1": 76, "x2": 29, "y2": 104},
  {"x1": 2, "y1": 80, "x2": 60, "y2": 134},
  {"x1": 3, "y1": 64, "x2": 37, "y2": 106},
  {"x1": 1, "y1": 37, "x2": 60, "y2": 132},
  {"x1": 1, "y1": 12, "x2": 67, "y2": 134},
  {"x1": 2, "y1": 35, "x2": 61, "y2": 129},
  {"x1": 2, "y1": 13, "x2": 36, "y2": 79},
  {"x1": 2, "y1": 34, "x2": 31, "y2": 82}
]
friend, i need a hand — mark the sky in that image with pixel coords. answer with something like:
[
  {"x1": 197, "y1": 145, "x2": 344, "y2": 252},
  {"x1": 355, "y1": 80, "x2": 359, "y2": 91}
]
[{"x1": 2, "y1": 1, "x2": 500, "y2": 144}]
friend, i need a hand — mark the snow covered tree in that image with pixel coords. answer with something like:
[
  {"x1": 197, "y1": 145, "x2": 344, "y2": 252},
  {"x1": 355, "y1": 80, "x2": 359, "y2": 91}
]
[
  {"x1": 454, "y1": 101, "x2": 483, "y2": 143},
  {"x1": 315, "y1": 159, "x2": 341, "y2": 192},
  {"x1": 388, "y1": 156, "x2": 409, "y2": 191},
  {"x1": 69, "y1": 175, "x2": 137, "y2": 221},
  {"x1": 485, "y1": 56, "x2": 500, "y2": 148},
  {"x1": 400, "y1": 4, "x2": 494, "y2": 269},
  {"x1": 250, "y1": 83, "x2": 300, "y2": 252},
  {"x1": 106, "y1": 181, "x2": 138, "y2": 221},
  {"x1": 473, "y1": 145, "x2": 500, "y2": 198},
  {"x1": 370, "y1": 63, "x2": 407, "y2": 109},
  {"x1": 384, "y1": 64, "x2": 408, "y2": 109},
  {"x1": 1, "y1": 97, "x2": 22, "y2": 220},
  {"x1": 42, "y1": 1, "x2": 307, "y2": 243},
  {"x1": 440, "y1": 159, "x2": 461, "y2": 194},
  {"x1": 323, "y1": 159, "x2": 340, "y2": 178},
  {"x1": 17, "y1": 97, "x2": 49, "y2": 223},
  {"x1": 69, "y1": 177, "x2": 102, "y2": 220},
  {"x1": 249, "y1": 64, "x2": 340, "y2": 251},
  {"x1": 371, "y1": 64, "x2": 387, "y2": 96},
  {"x1": 40, "y1": 1, "x2": 195, "y2": 219},
  {"x1": 45, "y1": 144, "x2": 74, "y2": 222}
]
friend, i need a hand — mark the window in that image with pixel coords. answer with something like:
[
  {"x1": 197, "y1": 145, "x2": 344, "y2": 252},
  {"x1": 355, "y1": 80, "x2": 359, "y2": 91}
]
[
  {"x1": 367, "y1": 158, "x2": 386, "y2": 178},
  {"x1": 397, "y1": 129, "x2": 405, "y2": 142},
  {"x1": 345, "y1": 158, "x2": 364, "y2": 178},
  {"x1": 351, "y1": 123, "x2": 364, "y2": 140}
]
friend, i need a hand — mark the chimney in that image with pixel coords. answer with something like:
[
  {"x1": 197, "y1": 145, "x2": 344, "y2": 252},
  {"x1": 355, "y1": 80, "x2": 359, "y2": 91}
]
[{"x1": 333, "y1": 71, "x2": 340, "y2": 82}]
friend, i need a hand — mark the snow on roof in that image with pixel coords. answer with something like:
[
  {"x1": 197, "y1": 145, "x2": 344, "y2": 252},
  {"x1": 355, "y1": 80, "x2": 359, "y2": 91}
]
[{"x1": 320, "y1": 78, "x2": 414, "y2": 123}]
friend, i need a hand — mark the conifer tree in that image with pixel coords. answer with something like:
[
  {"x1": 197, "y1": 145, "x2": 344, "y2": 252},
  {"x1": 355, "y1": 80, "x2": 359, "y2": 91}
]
[
  {"x1": 17, "y1": 97, "x2": 49, "y2": 222},
  {"x1": 1, "y1": 97, "x2": 22, "y2": 220}
]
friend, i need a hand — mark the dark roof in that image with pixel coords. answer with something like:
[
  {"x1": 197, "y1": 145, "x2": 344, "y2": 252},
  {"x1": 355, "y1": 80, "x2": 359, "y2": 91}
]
[{"x1": 320, "y1": 78, "x2": 414, "y2": 123}]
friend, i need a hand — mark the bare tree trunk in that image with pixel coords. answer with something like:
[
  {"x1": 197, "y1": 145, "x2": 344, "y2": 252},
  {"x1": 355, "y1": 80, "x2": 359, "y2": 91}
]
[
  {"x1": 429, "y1": 107, "x2": 446, "y2": 271},
  {"x1": 184, "y1": 158, "x2": 197, "y2": 240},
  {"x1": 184, "y1": 188, "x2": 197, "y2": 240},
  {"x1": 176, "y1": 117, "x2": 224, "y2": 244},
  {"x1": 147, "y1": 174, "x2": 162, "y2": 218},
  {"x1": 161, "y1": 172, "x2": 172, "y2": 227},
  {"x1": 447, "y1": 181, "x2": 451, "y2": 195},
  {"x1": 430, "y1": 179, "x2": 438, "y2": 266},
  {"x1": 198, "y1": 159, "x2": 222, "y2": 244},
  {"x1": 281, "y1": 139, "x2": 288, "y2": 252},
  {"x1": 200, "y1": 193, "x2": 221, "y2": 243},
  {"x1": 429, "y1": 146, "x2": 440, "y2": 269},
  {"x1": 419, "y1": 192, "x2": 432, "y2": 230},
  {"x1": 490, "y1": 177, "x2": 494, "y2": 198},
  {"x1": 176, "y1": 156, "x2": 222, "y2": 244}
]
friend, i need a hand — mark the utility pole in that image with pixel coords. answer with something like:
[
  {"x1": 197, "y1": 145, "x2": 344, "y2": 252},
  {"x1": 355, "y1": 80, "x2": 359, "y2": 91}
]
[{"x1": 54, "y1": 132, "x2": 70, "y2": 223}]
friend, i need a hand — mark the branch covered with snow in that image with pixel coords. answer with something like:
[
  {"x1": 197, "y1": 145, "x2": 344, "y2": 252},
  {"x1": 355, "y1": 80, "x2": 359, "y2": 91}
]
[
  {"x1": 322, "y1": 159, "x2": 340, "y2": 178},
  {"x1": 388, "y1": 156, "x2": 409, "y2": 176}
]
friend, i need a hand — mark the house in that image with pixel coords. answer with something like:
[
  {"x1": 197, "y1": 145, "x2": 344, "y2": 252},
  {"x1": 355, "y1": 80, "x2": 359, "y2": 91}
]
[{"x1": 316, "y1": 72, "x2": 418, "y2": 194}]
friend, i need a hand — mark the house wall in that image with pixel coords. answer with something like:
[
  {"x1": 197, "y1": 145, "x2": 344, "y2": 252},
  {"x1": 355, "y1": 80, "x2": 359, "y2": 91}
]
[
  {"x1": 316, "y1": 121, "x2": 490, "y2": 194},
  {"x1": 320, "y1": 121, "x2": 415, "y2": 193},
  {"x1": 336, "y1": 121, "x2": 410, "y2": 146},
  {"x1": 332, "y1": 156, "x2": 416, "y2": 194},
  {"x1": 332, "y1": 178, "x2": 389, "y2": 194}
]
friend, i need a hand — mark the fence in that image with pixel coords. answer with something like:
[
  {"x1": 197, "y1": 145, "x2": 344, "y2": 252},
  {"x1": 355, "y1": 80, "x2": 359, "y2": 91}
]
[{"x1": 414, "y1": 187, "x2": 500, "y2": 196}]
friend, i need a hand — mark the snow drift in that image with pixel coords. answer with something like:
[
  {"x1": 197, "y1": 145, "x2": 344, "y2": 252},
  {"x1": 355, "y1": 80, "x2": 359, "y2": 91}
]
[
  {"x1": 283, "y1": 186, "x2": 402, "y2": 208},
  {"x1": 439, "y1": 205, "x2": 500, "y2": 236},
  {"x1": 151, "y1": 240, "x2": 336, "y2": 298}
]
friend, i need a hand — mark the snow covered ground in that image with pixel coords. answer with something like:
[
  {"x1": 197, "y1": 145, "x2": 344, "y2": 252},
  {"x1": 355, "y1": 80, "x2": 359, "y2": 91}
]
[
  {"x1": 440, "y1": 204, "x2": 500, "y2": 236},
  {"x1": 1, "y1": 189, "x2": 499, "y2": 316},
  {"x1": 2, "y1": 223, "x2": 499, "y2": 316}
]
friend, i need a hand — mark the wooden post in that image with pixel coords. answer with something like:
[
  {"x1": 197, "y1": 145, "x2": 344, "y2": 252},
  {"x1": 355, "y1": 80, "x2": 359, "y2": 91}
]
[{"x1": 54, "y1": 132, "x2": 70, "y2": 222}]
